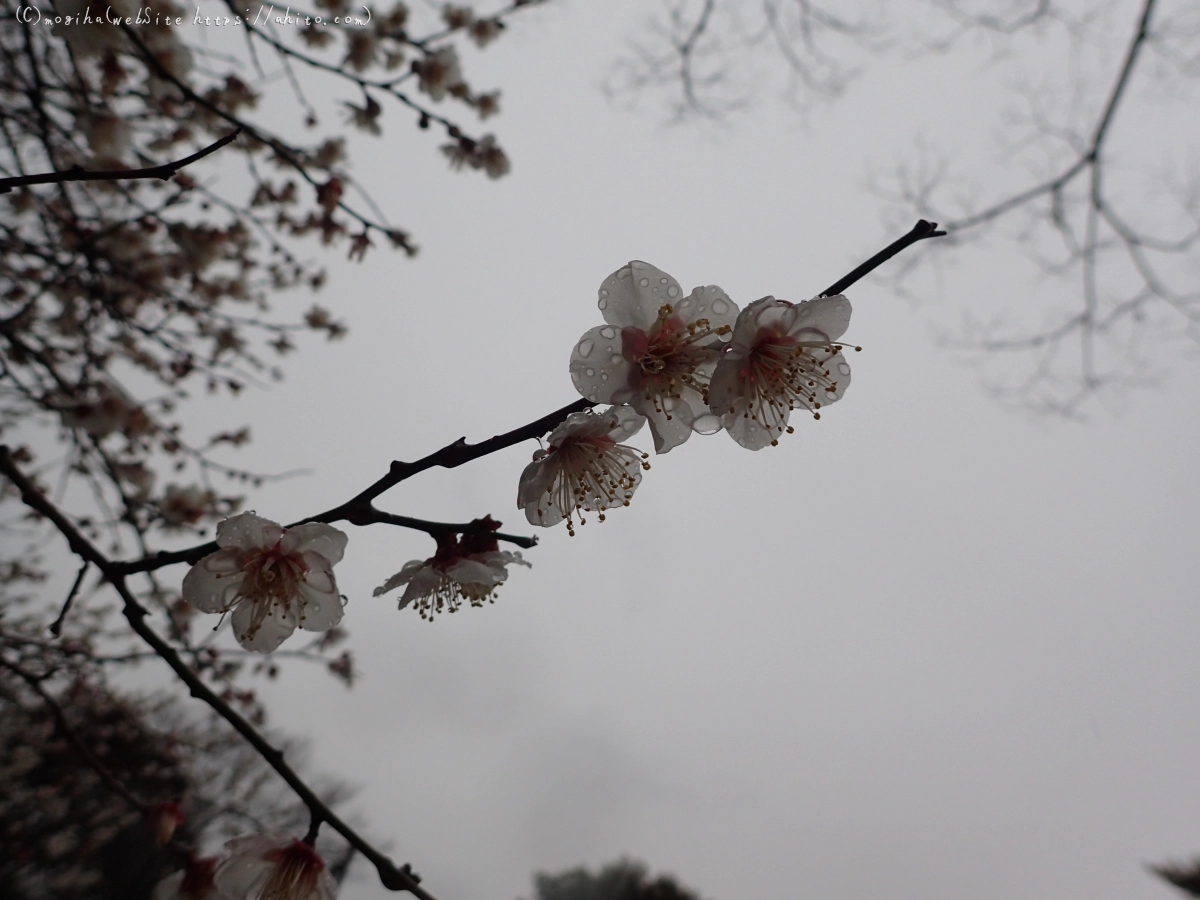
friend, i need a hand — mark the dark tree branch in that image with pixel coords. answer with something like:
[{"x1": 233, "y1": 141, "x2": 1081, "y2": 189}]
[
  {"x1": 362, "y1": 509, "x2": 538, "y2": 550},
  {"x1": 0, "y1": 445, "x2": 437, "y2": 899},
  {"x1": 114, "y1": 220, "x2": 939, "y2": 577},
  {"x1": 0, "y1": 129, "x2": 242, "y2": 194}
]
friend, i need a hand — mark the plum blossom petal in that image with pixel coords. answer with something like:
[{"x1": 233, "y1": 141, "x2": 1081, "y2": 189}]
[
  {"x1": 709, "y1": 294, "x2": 856, "y2": 450},
  {"x1": 216, "y1": 512, "x2": 284, "y2": 551},
  {"x1": 570, "y1": 263, "x2": 738, "y2": 453},
  {"x1": 230, "y1": 594, "x2": 298, "y2": 654},
  {"x1": 595, "y1": 260, "x2": 683, "y2": 330},
  {"x1": 180, "y1": 548, "x2": 247, "y2": 613},
  {"x1": 374, "y1": 530, "x2": 530, "y2": 621},
  {"x1": 214, "y1": 834, "x2": 336, "y2": 900},
  {"x1": 518, "y1": 406, "x2": 650, "y2": 535},
  {"x1": 181, "y1": 512, "x2": 347, "y2": 652},
  {"x1": 281, "y1": 522, "x2": 348, "y2": 567},
  {"x1": 374, "y1": 560, "x2": 426, "y2": 598}
]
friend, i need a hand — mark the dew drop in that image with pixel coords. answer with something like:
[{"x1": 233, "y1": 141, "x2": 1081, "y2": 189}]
[
  {"x1": 712, "y1": 298, "x2": 729, "y2": 314},
  {"x1": 835, "y1": 303, "x2": 846, "y2": 312},
  {"x1": 667, "y1": 284, "x2": 680, "y2": 298},
  {"x1": 661, "y1": 396, "x2": 677, "y2": 412},
  {"x1": 601, "y1": 373, "x2": 609, "y2": 381},
  {"x1": 610, "y1": 354, "x2": 623, "y2": 364},
  {"x1": 577, "y1": 338, "x2": 594, "y2": 358},
  {"x1": 571, "y1": 371, "x2": 581, "y2": 383},
  {"x1": 639, "y1": 278, "x2": 650, "y2": 287},
  {"x1": 691, "y1": 413, "x2": 723, "y2": 435},
  {"x1": 586, "y1": 368, "x2": 595, "y2": 377},
  {"x1": 599, "y1": 325, "x2": 616, "y2": 339},
  {"x1": 837, "y1": 363, "x2": 851, "y2": 376},
  {"x1": 825, "y1": 389, "x2": 839, "y2": 399},
  {"x1": 660, "y1": 277, "x2": 669, "y2": 284}
]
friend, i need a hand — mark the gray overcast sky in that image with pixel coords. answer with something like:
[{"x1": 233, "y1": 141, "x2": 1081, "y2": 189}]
[{"x1": 101, "y1": 1, "x2": 1200, "y2": 898}]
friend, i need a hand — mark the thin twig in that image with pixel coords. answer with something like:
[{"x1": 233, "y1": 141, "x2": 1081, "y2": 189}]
[
  {"x1": 0, "y1": 129, "x2": 242, "y2": 194},
  {"x1": 49, "y1": 560, "x2": 90, "y2": 637},
  {"x1": 821, "y1": 219, "x2": 946, "y2": 297}
]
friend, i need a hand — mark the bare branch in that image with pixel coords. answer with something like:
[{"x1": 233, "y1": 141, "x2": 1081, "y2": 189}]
[
  {"x1": 0, "y1": 128, "x2": 242, "y2": 194},
  {"x1": 0, "y1": 446, "x2": 436, "y2": 899}
]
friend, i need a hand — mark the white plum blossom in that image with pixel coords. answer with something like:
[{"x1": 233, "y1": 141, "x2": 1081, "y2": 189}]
[
  {"x1": 214, "y1": 834, "x2": 336, "y2": 900},
  {"x1": 518, "y1": 406, "x2": 649, "y2": 535},
  {"x1": 708, "y1": 293, "x2": 856, "y2": 450},
  {"x1": 570, "y1": 262, "x2": 738, "y2": 452},
  {"x1": 374, "y1": 522, "x2": 530, "y2": 620},
  {"x1": 181, "y1": 512, "x2": 347, "y2": 652},
  {"x1": 414, "y1": 45, "x2": 463, "y2": 101}
]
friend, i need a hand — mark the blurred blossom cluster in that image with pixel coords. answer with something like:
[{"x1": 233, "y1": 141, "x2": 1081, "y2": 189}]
[
  {"x1": 0, "y1": 2, "x2": 549, "y2": 892},
  {"x1": 0, "y1": 0, "x2": 539, "y2": 601},
  {"x1": 0, "y1": 657, "x2": 352, "y2": 899}
]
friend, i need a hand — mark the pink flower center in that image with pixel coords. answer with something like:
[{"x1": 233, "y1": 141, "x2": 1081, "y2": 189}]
[
  {"x1": 261, "y1": 840, "x2": 325, "y2": 900},
  {"x1": 621, "y1": 305, "x2": 729, "y2": 411},
  {"x1": 240, "y1": 541, "x2": 308, "y2": 604}
]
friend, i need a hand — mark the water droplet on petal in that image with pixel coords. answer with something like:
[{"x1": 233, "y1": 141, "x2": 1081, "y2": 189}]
[
  {"x1": 586, "y1": 368, "x2": 595, "y2": 377},
  {"x1": 571, "y1": 372, "x2": 581, "y2": 383},
  {"x1": 610, "y1": 354, "x2": 623, "y2": 364},
  {"x1": 837, "y1": 363, "x2": 851, "y2": 376},
  {"x1": 660, "y1": 277, "x2": 668, "y2": 284},
  {"x1": 639, "y1": 278, "x2": 650, "y2": 287},
  {"x1": 667, "y1": 284, "x2": 680, "y2": 298},
  {"x1": 661, "y1": 396, "x2": 677, "y2": 412},
  {"x1": 712, "y1": 298, "x2": 729, "y2": 314},
  {"x1": 599, "y1": 325, "x2": 616, "y2": 339},
  {"x1": 601, "y1": 373, "x2": 609, "y2": 381},
  {"x1": 577, "y1": 338, "x2": 594, "y2": 358},
  {"x1": 835, "y1": 303, "x2": 846, "y2": 312},
  {"x1": 598, "y1": 298, "x2": 608, "y2": 310},
  {"x1": 825, "y1": 389, "x2": 839, "y2": 399},
  {"x1": 691, "y1": 414, "x2": 723, "y2": 435}
]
